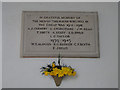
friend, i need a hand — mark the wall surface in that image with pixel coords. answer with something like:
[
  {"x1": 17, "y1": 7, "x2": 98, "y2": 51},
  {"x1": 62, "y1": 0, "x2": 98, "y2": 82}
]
[{"x1": 2, "y1": 2, "x2": 118, "y2": 88}]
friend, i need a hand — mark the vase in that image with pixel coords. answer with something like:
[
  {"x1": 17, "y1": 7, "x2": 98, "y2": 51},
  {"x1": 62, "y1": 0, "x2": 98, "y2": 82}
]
[{"x1": 52, "y1": 76, "x2": 63, "y2": 86}]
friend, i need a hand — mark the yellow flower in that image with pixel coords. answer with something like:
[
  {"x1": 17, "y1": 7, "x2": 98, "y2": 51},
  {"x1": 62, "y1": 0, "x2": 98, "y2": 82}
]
[
  {"x1": 50, "y1": 71, "x2": 55, "y2": 76},
  {"x1": 44, "y1": 71, "x2": 49, "y2": 76},
  {"x1": 53, "y1": 68, "x2": 60, "y2": 75},
  {"x1": 62, "y1": 67, "x2": 68, "y2": 75},
  {"x1": 53, "y1": 68, "x2": 58, "y2": 71},
  {"x1": 58, "y1": 70, "x2": 64, "y2": 77},
  {"x1": 53, "y1": 72, "x2": 58, "y2": 76},
  {"x1": 62, "y1": 67, "x2": 73, "y2": 75},
  {"x1": 68, "y1": 70, "x2": 73, "y2": 76},
  {"x1": 72, "y1": 71, "x2": 76, "y2": 76},
  {"x1": 52, "y1": 62, "x2": 55, "y2": 68}
]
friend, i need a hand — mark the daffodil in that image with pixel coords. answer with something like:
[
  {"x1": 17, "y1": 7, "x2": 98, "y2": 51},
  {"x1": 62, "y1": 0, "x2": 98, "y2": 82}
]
[
  {"x1": 53, "y1": 68, "x2": 60, "y2": 74},
  {"x1": 68, "y1": 70, "x2": 73, "y2": 76},
  {"x1": 58, "y1": 70, "x2": 64, "y2": 77},
  {"x1": 50, "y1": 71, "x2": 55, "y2": 76},
  {"x1": 44, "y1": 71, "x2": 49, "y2": 76},
  {"x1": 52, "y1": 62, "x2": 55, "y2": 68},
  {"x1": 72, "y1": 71, "x2": 76, "y2": 76},
  {"x1": 62, "y1": 67, "x2": 68, "y2": 75}
]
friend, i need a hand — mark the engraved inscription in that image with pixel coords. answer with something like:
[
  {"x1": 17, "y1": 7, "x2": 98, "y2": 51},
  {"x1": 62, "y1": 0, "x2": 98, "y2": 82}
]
[{"x1": 21, "y1": 11, "x2": 99, "y2": 58}]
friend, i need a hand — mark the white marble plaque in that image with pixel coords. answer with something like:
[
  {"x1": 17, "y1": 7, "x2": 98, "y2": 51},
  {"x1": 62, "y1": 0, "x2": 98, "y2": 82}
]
[{"x1": 21, "y1": 11, "x2": 99, "y2": 58}]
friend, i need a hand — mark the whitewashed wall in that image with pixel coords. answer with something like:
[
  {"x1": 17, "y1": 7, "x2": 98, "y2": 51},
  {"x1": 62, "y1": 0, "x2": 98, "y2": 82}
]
[{"x1": 2, "y1": 2, "x2": 118, "y2": 88}]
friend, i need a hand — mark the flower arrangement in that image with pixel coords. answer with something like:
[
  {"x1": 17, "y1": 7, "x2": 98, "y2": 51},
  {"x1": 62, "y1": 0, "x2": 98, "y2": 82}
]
[{"x1": 40, "y1": 55, "x2": 76, "y2": 86}]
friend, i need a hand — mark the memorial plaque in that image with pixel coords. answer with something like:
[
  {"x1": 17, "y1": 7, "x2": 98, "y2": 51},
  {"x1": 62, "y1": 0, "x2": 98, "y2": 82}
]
[{"x1": 21, "y1": 11, "x2": 99, "y2": 58}]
